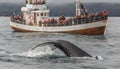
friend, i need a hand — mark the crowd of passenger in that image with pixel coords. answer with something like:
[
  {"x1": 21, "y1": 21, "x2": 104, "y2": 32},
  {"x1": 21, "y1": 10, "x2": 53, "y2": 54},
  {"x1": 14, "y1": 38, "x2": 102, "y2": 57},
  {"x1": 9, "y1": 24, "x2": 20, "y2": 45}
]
[
  {"x1": 10, "y1": 14, "x2": 25, "y2": 24},
  {"x1": 39, "y1": 10, "x2": 108, "y2": 26},
  {"x1": 10, "y1": 10, "x2": 108, "y2": 26},
  {"x1": 26, "y1": 0, "x2": 46, "y2": 5}
]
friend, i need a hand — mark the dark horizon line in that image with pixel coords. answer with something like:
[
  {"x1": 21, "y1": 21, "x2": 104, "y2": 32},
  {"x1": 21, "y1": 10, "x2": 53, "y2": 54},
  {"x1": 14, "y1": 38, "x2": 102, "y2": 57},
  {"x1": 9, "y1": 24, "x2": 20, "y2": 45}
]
[
  {"x1": 0, "y1": 2, "x2": 120, "y2": 4},
  {"x1": 0, "y1": 2, "x2": 120, "y2": 17}
]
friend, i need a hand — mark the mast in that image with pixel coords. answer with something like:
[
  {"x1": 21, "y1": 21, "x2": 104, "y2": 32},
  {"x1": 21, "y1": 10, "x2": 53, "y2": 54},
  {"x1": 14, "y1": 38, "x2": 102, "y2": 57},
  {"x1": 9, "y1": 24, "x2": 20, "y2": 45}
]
[
  {"x1": 75, "y1": 0, "x2": 81, "y2": 16},
  {"x1": 75, "y1": 0, "x2": 88, "y2": 16}
]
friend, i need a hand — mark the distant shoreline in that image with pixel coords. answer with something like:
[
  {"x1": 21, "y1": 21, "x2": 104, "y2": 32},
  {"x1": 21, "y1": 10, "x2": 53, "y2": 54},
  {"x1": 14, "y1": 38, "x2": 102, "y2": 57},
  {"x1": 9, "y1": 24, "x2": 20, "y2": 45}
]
[{"x1": 0, "y1": 3, "x2": 119, "y2": 17}]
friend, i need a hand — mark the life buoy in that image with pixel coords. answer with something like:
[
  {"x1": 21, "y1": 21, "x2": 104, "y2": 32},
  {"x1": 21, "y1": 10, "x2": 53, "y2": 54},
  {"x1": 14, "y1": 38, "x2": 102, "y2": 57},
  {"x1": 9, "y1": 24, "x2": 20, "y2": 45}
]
[{"x1": 29, "y1": 15, "x2": 33, "y2": 20}]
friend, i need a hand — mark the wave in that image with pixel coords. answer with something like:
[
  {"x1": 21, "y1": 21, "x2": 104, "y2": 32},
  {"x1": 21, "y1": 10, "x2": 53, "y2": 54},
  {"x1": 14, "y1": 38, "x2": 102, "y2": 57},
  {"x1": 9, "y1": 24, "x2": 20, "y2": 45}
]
[{"x1": 0, "y1": 45, "x2": 103, "y2": 63}]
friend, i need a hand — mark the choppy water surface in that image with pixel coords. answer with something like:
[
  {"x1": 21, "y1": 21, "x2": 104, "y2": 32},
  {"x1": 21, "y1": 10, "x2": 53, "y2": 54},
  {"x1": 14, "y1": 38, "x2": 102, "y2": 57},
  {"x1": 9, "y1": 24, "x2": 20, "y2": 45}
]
[{"x1": 0, "y1": 17, "x2": 120, "y2": 69}]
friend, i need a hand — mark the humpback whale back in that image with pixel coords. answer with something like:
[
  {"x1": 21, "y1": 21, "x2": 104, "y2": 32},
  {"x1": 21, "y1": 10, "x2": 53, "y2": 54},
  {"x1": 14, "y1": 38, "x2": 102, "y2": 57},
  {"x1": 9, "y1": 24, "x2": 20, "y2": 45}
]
[{"x1": 31, "y1": 40, "x2": 92, "y2": 57}]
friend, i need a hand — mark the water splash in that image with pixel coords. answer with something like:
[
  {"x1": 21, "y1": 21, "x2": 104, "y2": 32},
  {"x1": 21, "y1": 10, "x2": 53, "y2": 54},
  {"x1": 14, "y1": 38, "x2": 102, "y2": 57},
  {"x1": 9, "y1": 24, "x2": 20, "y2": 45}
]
[
  {"x1": 92, "y1": 55, "x2": 103, "y2": 60},
  {"x1": 12, "y1": 46, "x2": 55, "y2": 57}
]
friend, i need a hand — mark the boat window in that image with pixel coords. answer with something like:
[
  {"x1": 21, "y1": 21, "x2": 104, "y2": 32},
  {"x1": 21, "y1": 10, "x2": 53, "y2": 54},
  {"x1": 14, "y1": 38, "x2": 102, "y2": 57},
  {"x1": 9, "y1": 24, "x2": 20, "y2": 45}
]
[
  {"x1": 34, "y1": 9, "x2": 39, "y2": 11},
  {"x1": 44, "y1": 13, "x2": 46, "y2": 16},
  {"x1": 41, "y1": 13, "x2": 43, "y2": 16},
  {"x1": 26, "y1": 0, "x2": 28, "y2": 4},
  {"x1": 77, "y1": 10, "x2": 79, "y2": 15},
  {"x1": 37, "y1": 13, "x2": 39, "y2": 16},
  {"x1": 46, "y1": 12, "x2": 49, "y2": 16},
  {"x1": 44, "y1": 7, "x2": 47, "y2": 10}
]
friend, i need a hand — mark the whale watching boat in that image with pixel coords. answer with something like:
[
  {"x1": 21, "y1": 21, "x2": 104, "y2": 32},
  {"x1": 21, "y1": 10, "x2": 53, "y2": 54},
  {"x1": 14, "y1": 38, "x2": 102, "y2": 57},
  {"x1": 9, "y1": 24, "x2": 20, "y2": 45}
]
[{"x1": 10, "y1": 0, "x2": 108, "y2": 35}]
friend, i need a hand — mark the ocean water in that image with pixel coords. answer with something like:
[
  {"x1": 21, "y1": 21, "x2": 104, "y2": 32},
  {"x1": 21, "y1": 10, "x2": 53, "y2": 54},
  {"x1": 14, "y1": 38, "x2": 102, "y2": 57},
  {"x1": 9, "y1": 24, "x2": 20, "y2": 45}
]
[{"x1": 0, "y1": 17, "x2": 120, "y2": 69}]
